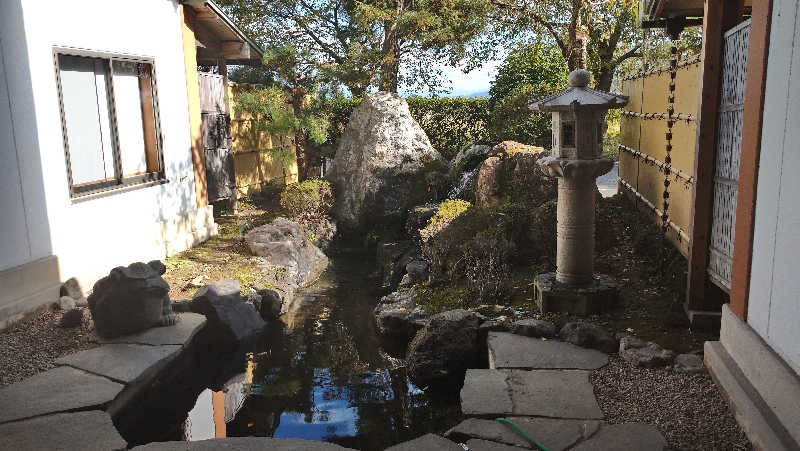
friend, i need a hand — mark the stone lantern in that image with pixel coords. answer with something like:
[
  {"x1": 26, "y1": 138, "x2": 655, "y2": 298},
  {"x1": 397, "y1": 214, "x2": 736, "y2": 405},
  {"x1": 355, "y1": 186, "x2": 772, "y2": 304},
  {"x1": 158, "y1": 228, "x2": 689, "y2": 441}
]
[{"x1": 529, "y1": 69, "x2": 628, "y2": 315}]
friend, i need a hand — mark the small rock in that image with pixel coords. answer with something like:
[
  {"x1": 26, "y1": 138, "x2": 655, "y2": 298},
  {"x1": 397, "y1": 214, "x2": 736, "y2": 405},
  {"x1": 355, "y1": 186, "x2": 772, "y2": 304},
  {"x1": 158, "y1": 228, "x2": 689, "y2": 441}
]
[
  {"x1": 56, "y1": 296, "x2": 76, "y2": 311},
  {"x1": 479, "y1": 320, "x2": 510, "y2": 333},
  {"x1": 188, "y1": 275, "x2": 211, "y2": 288},
  {"x1": 619, "y1": 336, "x2": 676, "y2": 368},
  {"x1": 374, "y1": 289, "x2": 430, "y2": 340},
  {"x1": 171, "y1": 300, "x2": 193, "y2": 313},
  {"x1": 559, "y1": 322, "x2": 618, "y2": 354},
  {"x1": 245, "y1": 293, "x2": 262, "y2": 312},
  {"x1": 406, "y1": 309, "x2": 482, "y2": 386},
  {"x1": 60, "y1": 277, "x2": 84, "y2": 300},
  {"x1": 673, "y1": 353, "x2": 706, "y2": 374},
  {"x1": 191, "y1": 279, "x2": 265, "y2": 345},
  {"x1": 405, "y1": 260, "x2": 429, "y2": 283},
  {"x1": 239, "y1": 220, "x2": 255, "y2": 236},
  {"x1": 511, "y1": 319, "x2": 557, "y2": 338},
  {"x1": 59, "y1": 308, "x2": 85, "y2": 328},
  {"x1": 257, "y1": 288, "x2": 283, "y2": 320}
]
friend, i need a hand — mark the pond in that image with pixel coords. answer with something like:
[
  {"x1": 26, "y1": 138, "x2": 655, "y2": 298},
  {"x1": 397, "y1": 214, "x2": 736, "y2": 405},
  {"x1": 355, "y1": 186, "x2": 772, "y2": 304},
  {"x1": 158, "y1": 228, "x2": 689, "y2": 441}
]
[{"x1": 180, "y1": 253, "x2": 462, "y2": 450}]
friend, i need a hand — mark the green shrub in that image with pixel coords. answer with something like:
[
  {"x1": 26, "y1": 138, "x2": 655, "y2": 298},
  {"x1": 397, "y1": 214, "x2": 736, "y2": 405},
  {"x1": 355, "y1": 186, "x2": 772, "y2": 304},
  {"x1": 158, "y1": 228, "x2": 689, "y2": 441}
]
[
  {"x1": 280, "y1": 179, "x2": 334, "y2": 222},
  {"x1": 420, "y1": 199, "x2": 472, "y2": 242}
]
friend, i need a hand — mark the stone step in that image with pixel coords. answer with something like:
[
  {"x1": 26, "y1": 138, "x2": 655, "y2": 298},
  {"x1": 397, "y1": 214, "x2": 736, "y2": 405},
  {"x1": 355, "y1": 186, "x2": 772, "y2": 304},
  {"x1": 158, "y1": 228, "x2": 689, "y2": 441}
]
[
  {"x1": 446, "y1": 417, "x2": 602, "y2": 450},
  {"x1": 0, "y1": 366, "x2": 123, "y2": 424},
  {"x1": 460, "y1": 369, "x2": 604, "y2": 419},
  {"x1": 56, "y1": 343, "x2": 181, "y2": 385},
  {"x1": 446, "y1": 418, "x2": 666, "y2": 451},
  {"x1": 132, "y1": 437, "x2": 357, "y2": 450},
  {"x1": 384, "y1": 433, "x2": 462, "y2": 451},
  {"x1": 488, "y1": 332, "x2": 608, "y2": 370},
  {"x1": 99, "y1": 312, "x2": 206, "y2": 346},
  {"x1": 0, "y1": 411, "x2": 126, "y2": 451}
]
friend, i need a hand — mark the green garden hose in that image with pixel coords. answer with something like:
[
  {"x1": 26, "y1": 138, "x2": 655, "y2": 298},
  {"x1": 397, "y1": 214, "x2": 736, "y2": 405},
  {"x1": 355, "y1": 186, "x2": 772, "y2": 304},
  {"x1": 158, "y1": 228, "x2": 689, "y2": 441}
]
[{"x1": 495, "y1": 417, "x2": 549, "y2": 451}]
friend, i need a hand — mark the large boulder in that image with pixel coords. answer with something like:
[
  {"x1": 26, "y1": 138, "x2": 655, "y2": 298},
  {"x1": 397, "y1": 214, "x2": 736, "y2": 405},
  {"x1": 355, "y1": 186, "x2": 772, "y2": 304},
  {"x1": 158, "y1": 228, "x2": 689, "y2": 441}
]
[
  {"x1": 326, "y1": 92, "x2": 446, "y2": 230},
  {"x1": 87, "y1": 261, "x2": 177, "y2": 339},
  {"x1": 246, "y1": 217, "x2": 329, "y2": 291},
  {"x1": 374, "y1": 289, "x2": 430, "y2": 341},
  {"x1": 474, "y1": 142, "x2": 553, "y2": 209},
  {"x1": 406, "y1": 309, "x2": 482, "y2": 386},
  {"x1": 191, "y1": 279, "x2": 265, "y2": 345}
]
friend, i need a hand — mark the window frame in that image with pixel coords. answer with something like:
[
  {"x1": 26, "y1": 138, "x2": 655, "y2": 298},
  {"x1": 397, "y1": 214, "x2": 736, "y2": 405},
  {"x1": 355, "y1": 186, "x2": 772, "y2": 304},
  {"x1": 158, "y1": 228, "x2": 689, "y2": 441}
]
[{"x1": 53, "y1": 48, "x2": 166, "y2": 200}]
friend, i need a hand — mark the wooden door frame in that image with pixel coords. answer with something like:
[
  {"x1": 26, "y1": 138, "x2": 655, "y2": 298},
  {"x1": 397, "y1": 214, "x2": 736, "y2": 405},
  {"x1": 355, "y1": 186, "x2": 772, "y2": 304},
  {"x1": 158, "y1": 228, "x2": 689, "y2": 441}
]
[{"x1": 728, "y1": 0, "x2": 774, "y2": 321}]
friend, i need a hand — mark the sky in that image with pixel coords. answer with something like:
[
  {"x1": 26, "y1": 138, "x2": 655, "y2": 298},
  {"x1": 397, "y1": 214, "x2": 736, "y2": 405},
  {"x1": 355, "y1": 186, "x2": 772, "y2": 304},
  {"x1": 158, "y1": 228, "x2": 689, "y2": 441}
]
[
  {"x1": 399, "y1": 59, "x2": 503, "y2": 98},
  {"x1": 441, "y1": 60, "x2": 503, "y2": 97}
]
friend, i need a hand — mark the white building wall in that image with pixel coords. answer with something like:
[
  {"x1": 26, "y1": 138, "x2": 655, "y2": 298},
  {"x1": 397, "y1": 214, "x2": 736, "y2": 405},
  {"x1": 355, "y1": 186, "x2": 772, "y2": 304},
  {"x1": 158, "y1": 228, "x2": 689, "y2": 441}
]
[
  {"x1": 0, "y1": 0, "x2": 53, "y2": 272},
  {"x1": 747, "y1": 0, "x2": 800, "y2": 375},
  {"x1": 10, "y1": 0, "x2": 214, "y2": 291}
]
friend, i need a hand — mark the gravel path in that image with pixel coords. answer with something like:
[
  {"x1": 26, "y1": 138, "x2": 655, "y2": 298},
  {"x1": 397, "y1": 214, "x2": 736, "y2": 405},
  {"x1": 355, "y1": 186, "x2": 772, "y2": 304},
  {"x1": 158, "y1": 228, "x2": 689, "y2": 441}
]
[
  {"x1": 0, "y1": 307, "x2": 98, "y2": 387},
  {"x1": 591, "y1": 356, "x2": 751, "y2": 450}
]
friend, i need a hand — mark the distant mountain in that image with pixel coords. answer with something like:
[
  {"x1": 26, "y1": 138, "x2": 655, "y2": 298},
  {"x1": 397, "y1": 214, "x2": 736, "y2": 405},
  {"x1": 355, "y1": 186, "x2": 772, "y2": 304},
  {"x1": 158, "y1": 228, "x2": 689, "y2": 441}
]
[{"x1": 448, "y1": 89, "x2": 489, "y2": 98}]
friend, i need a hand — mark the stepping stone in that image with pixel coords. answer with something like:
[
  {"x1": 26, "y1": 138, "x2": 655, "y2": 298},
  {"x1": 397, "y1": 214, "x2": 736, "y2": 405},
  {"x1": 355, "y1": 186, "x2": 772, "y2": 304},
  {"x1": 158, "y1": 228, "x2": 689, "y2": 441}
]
[
  {"x1": 571, "y1": 423, "x2": 667, "y2": 451},
  {"x1": 56, "y1": 343, "x2": 182, "y2": 384},
  {"x1": 460, "y1": 369, "x2": 513, "y2": 416},
  {"x1": 132, "y1": 437, "x2": 358, "y2": 450},
  {"x1": 446, "y1": 417, "x2": 602, "y2": 450},
  {"x1": 384, "y1": 433, "x2": 462, "y2": 451},
  {"x1": 461, "y1": 369, "x2": 604, "y2": 419},
  {"x1": 0, "y1": 410, "x2": 126, "y2": 450},
  {"x1": 0, "y1": 366, "x2": 123, "y2": 424},
  {"x1": 99, "y1": 312, "x2": 206, "y2": 346},
  {"x1": 466, "y1": 438, "x2": 526, "y2": 451},
  {"x1": 488, "y1": 332, "x2": 608, "y2": 370}
]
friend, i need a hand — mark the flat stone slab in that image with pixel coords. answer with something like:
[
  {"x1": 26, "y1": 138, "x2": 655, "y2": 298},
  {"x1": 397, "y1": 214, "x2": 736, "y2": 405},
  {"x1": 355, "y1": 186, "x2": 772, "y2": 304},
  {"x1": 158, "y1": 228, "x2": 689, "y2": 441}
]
[
  {"x1": 488, "y1": 332, "x2": 609, "y2": 370},
  {"x1": 100, "y1": 312, "x2": 206, "y2": 346},
  {"x1": 0, "y1": 410, "x2": 126, "y2": 450},
  {"x1": 56, "y1": 343, "x2": 181, "y2": 384},
  {"x1": 465, "y1": 438, "x2": 526, "y2": 451},
  {"x1": 0, "y1": 366, "x2": 123, "y2": 424},
  {"x1": 461, "y1": 369, "x2": 603, "y2": 419},
  {"x1": 385, "y1": 433, "x2": 462, "y2": 451},
  {"x1": 460, "y1": 369, "x2": 514, "y2": 416},
  {"x1": 132, "y1": 437, "x2": 357, "y2": 450},
  {"x1": 571, "y1": 423, "x2": 667, "y2": 451},
  {"x1": 446, "y1": 417, "x2": 602, "y2": 450}
]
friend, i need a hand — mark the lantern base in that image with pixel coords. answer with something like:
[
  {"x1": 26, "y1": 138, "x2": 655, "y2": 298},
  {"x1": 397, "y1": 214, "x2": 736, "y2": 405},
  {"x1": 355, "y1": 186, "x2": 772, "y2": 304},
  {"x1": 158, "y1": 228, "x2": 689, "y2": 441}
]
[{"x1": 533, "y1": 272, "x2": 618, "y2": 316}]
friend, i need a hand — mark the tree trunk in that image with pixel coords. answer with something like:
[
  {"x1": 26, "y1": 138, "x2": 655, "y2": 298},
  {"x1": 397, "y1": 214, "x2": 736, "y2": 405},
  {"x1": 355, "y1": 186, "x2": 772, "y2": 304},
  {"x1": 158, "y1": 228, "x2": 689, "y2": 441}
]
[
  {"x1": 379, "y1": 3, "x2": 402, "y2": 93},
  {"x1": 291, "y1": 75, "x2": 310, "y2": 182},
  {"x1": 594, "y1": 69, "x2": 614, "y2": 92}
]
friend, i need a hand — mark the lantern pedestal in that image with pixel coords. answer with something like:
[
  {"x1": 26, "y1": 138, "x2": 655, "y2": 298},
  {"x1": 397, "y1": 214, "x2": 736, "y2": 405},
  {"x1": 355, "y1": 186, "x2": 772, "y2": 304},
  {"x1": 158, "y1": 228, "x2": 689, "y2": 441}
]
[{"x1": 533, "y1": 272, "x2": 617, "y2": 316}]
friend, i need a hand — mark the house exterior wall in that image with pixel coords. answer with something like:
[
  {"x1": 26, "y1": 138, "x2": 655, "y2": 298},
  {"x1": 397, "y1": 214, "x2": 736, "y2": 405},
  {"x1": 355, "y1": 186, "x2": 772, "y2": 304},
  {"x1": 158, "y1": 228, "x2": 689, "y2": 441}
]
[
  {"x1": 0, "y1": 0, "x2": 217, "y2": 325},
  {"x1": 746, "y1": 0, "x2": 800, "y2": 375}
]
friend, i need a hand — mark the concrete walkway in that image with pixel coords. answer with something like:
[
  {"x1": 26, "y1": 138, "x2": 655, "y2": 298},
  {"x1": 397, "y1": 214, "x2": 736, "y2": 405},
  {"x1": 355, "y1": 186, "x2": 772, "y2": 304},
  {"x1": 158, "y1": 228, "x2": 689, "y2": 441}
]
[{"x1": 0, "y1": 313, "x2": 206, "y2": 450}]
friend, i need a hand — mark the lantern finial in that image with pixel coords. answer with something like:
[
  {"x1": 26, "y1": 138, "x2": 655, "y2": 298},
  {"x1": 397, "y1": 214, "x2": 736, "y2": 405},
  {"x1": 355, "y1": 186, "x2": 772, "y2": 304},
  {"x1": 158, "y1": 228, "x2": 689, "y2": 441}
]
[{"x1": 568, "y1": 69, "x2": 591, "y2": 87}]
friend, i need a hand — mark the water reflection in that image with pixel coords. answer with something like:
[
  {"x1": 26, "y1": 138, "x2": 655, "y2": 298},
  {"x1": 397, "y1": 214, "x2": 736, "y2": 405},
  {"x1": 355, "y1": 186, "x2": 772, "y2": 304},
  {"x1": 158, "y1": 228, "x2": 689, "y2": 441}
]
[{"x1": 186, "y1": 254, "x2": 461, "y2": 450}]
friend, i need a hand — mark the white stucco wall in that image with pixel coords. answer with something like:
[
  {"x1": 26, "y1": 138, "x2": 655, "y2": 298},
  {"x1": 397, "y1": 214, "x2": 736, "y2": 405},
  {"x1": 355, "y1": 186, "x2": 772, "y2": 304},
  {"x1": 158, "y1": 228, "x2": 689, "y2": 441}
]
[
  {"x1": 3, "y1": 0, "x2": 213, "y2": 291},
  {"x1": 0, "y1": 0, "x2": 53, "y2": 272},
  {"x1": 747, "y1": 0, "x2": 800, "y2": 375}
]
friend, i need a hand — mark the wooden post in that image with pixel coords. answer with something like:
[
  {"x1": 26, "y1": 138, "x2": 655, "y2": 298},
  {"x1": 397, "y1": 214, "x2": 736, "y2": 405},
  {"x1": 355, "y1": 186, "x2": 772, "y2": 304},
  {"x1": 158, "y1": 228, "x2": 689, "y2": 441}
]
[
  {"x1": 685, "y1": 0, "x2": 743, "y2": 316},
  {"x1": 180, "y1": 5, "x2": 209, "y2": 208},
  {"x1": 729, "y1": 0, "x2": 773, "y2": 321}
]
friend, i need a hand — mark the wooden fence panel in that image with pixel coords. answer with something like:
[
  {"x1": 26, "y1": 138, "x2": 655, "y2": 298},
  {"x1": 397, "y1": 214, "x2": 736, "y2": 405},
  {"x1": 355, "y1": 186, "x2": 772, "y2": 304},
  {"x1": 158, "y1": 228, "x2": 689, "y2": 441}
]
[
  {"x1": 618, "y1": 59, "x2": 701, "y2": 257},
  {"x1": 227, "y1": 83, "x2": 298, "y2": 196}
]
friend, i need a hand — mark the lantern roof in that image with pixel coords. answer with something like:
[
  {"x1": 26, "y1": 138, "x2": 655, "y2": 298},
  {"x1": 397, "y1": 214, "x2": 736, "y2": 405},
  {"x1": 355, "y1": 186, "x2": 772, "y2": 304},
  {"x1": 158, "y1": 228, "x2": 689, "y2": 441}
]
[{"x1": 530, "y1": 69, "x2": 628, "y2": 112}]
